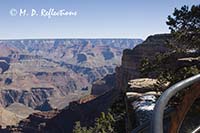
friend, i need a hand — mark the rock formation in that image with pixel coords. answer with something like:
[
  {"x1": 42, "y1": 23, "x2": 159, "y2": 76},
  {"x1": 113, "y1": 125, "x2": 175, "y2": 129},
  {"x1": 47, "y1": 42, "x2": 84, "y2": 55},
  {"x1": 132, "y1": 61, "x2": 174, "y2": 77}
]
[
  {"x1": 0, "y1": 39, "x2": 142, "y2": 128},
  {"x1": 115, "y1": 34, "x2": 173, "y2": 132}
]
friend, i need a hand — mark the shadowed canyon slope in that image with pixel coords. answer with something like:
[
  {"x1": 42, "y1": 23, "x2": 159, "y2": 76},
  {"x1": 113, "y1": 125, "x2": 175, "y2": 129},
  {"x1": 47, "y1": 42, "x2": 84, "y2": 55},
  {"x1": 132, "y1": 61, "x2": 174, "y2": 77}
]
[
  {"x1": 0, "y1": 39, "x2": 142, "y2": 127},
  {"x1": 3, "y1": 34, "x2": 195, "y2": 133},
  {"x1": 0, "y1": 34, "x2": 171, "y2": 133}
]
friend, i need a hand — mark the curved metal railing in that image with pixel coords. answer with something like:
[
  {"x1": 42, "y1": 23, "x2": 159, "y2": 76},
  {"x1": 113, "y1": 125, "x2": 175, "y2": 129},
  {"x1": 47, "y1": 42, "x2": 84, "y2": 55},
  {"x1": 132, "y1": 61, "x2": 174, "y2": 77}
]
[
  {"x1": 191, "y1": 125, "x2": 200, "y2": 133},
  {"x1": 151, "y1": 74, "x2": 200, "y2": 133}
]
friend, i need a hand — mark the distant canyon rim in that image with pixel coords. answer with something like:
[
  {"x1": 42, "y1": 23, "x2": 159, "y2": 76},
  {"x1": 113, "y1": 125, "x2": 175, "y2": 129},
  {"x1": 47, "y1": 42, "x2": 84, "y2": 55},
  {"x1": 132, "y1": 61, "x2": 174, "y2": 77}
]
[{"x1": 0, "y1": 39, "x2": 142, "y2": 127}]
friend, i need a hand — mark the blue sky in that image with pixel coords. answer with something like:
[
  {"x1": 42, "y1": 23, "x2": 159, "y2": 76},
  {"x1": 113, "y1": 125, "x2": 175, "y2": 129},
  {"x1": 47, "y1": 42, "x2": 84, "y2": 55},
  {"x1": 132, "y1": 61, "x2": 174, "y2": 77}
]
[{"x1": 0, "y1": 0, "x2": 199, "y2": 40}]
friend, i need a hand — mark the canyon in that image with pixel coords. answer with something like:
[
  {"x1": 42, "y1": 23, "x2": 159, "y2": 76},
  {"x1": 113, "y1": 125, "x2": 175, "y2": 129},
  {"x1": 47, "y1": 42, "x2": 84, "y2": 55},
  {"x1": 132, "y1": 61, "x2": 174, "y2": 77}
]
[
  {"x1": 2, "y1": 35, "x2": 196, "y2": 132},
  {"x1": 0, "y1": 39, "x2": 142, "y2": 128},
  {"x1": 0, "y1": 34, "x2": 172, "y2": 132}
]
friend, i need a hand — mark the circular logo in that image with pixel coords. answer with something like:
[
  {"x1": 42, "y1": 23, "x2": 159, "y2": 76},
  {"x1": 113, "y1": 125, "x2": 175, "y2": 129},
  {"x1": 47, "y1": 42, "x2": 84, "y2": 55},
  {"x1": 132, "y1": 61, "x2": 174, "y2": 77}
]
[{"x1": 10, "y1": 8, "x2": 18, "y2": 16}]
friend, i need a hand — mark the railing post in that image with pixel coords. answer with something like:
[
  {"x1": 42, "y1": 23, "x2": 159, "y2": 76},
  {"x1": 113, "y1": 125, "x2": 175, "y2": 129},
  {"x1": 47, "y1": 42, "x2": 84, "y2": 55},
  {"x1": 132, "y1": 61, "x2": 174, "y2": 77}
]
[{"x1": 151, "y1": 74, "x2": 200, "y2": 133}]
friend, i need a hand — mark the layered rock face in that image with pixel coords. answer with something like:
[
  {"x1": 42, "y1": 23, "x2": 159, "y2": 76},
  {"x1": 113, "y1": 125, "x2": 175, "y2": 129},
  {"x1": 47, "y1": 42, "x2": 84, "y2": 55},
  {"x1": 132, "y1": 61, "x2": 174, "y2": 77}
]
[
  {"x1": 0, "y1": 89, "x2": 119, "y2": 133},
  {"x1": 116, "y1": 34, "x2": 171, "y2": 91},
  {"x1": 118, "y1": 34, "x2": 200, "y2": 132},
  {"x1": 0, "y1": 39, "x2": 142, "y2": 127},
  {"x1": 0, "y1": 34, "x2": 179, "y2": 132},
  {"x1": 1, "y1": 34, "x2": 198, "y2": 132},
  {"x1": 0, "y1": 103, "x2": 36, "y2": 128},
  {"x1": 0, "y1": 106, "x2": 21, "y2": 128},
  {"x1": 115, "y1": 34, "x2": 172, "y2": 132},
  {"x1": 0, "y1": 39, "x2": 142, "y2": 82},
  {"x1": 91, "y1": 73, "x2": 116, "y2": 96},
  {"x1": 0, "y1": 56, "x2": 89, "y2": 110}
]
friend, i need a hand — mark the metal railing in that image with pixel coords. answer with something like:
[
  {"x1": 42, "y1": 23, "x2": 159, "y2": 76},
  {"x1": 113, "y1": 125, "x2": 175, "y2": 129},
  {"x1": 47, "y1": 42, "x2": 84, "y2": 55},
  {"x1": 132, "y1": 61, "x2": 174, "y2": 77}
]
[
  {"x1": 191, "y1": 125, "x2": 200, "y2": 133},
  {"x1": 151, "y1": 74, "x2": 200, "y2": 133}
]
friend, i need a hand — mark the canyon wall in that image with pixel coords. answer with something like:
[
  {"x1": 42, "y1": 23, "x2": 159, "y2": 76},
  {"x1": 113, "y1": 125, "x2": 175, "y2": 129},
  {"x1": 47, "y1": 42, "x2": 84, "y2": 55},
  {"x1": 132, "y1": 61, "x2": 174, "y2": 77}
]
[
  {"x1": 0, "y1": 34, "x2": 175, "y2": 133},
  {"x1": 116, "y1": 34, "x2": 172, "y2": 91}
]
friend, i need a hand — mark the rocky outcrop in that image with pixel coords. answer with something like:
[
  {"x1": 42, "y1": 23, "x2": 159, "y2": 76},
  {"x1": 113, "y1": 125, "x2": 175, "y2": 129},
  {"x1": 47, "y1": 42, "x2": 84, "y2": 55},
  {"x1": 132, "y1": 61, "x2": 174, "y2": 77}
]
[
  {"x1": 91, "y1": 74, "x2": 116, "y2": 96},
  {"x1": 124, "y1": 78, "x2": 161, "y2": 131},
  {"x1": 0, "y1": 88, "x2": 55, "y2": 109},
  {"x1": 0, "y1": 106, "x2": 21, "y2": 128},
  {"x1": 0, "y1": 88, "x2": 119, "y2": 133},
  {"x1": 115, "y1": 34, "x2": 173, "y2": 132},
  {"x1": 120, "y1": 34, "x2": 199, "y2": 131},
  {"x1": 6, "y1": 103, "x2": 37, "y2": 118},
  {"x1": 116, "y1": 34, "x2": 171, "y2": 91},
  {"x1": 131, "y1": 94, "x2": 156, "y2": 125}
]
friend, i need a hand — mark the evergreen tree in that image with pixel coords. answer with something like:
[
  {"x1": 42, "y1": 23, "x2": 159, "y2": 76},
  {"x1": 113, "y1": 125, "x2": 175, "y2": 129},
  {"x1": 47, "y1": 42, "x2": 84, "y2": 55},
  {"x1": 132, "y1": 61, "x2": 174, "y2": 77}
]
[
  {"x1": 140, "y1": 4, "x2": 200, "y2": 88},
  {"x1": 166, "y1": 5, "x2": 200, "y2": 51}
]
